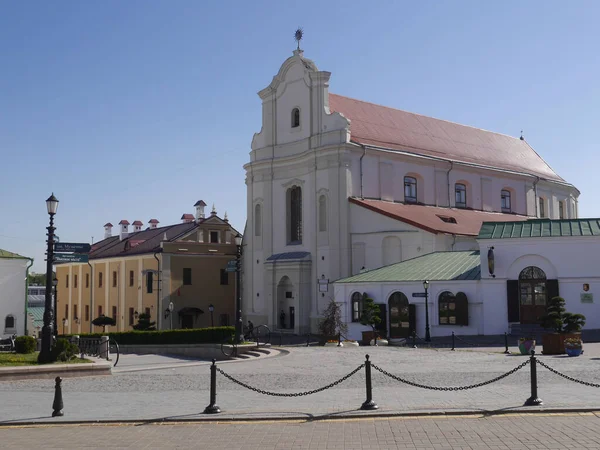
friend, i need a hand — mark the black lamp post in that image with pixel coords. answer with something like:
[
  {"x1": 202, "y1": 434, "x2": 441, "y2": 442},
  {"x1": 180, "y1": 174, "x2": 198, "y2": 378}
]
[
  {"x1": 39, "y1": 193, "x2": 59, "y2": 364},
  {"x1": 52, "y1": 276, "x2": 58, "y2": 338},
  {"x1": 423, "y1": 280, "x2": 431, "y2": 342},
  {"x1": 234, "y1": 233, "x2": 243, "y2": 344},
  {"x1": 208, "y1": 304, "x2": 214, "y2": 328}
]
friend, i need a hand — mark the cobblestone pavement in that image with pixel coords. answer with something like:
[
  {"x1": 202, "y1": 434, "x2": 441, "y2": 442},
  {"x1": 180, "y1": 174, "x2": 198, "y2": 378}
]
[
  {"x1": 1, "y1": 413, "x2": 600, "y2": 449},
  {"x1": 2, "y1": 346, "x2": 600, "y2": 423}
]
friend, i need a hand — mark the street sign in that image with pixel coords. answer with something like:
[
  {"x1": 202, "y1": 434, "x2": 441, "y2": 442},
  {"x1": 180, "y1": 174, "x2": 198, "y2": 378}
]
[
  {"x1": 226, "y1": 260, "x2": 238, "y2": 272},
  {"x1": 54, "y1": 242, "x2": 91, "y2": 253},
  {"x1": 412, "y1": 292, "x2": 427, "y2": 298},
  {"x1": 54, "y1": 253, "x2": 89, "y2": 263}
]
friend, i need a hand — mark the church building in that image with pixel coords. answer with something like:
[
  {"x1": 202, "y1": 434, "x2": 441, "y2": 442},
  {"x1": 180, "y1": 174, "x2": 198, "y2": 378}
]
[{"x1": 243, "y1": 41, "x2": 582, "y2": 338}]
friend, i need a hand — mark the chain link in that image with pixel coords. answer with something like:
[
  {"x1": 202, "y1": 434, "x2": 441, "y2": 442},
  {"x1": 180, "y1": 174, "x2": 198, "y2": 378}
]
[
  {"x1": 537, "y1": 359, "x2": 600, "y2": 388},
  {"x1": 371, "y1": 360, "x2": 529, "y2": 391},
  {"x1": 216, "y1": 364, "x2": 365, "y2": 397},
  {"x1": 453, "y1": 335, "x2": 480, "y2": 347}
]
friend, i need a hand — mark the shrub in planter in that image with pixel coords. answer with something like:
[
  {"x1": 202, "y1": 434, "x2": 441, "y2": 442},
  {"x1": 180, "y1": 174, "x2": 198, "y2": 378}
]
[
  {"x1": 51, "y1": 338, "x2": 80, "y2": 362},
  {"x1": 14, "y1": 336, "x2": 36, "y2": 354},
  {"x1": 540, "y1": 296, "x2": 586, "y2": 355}
]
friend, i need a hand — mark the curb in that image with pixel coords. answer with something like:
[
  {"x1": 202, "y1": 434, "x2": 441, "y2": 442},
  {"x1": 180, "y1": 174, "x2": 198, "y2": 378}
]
[
  {"x1": 0, "y1": 361, "x2": 112, "y2": 381},
  {"x1": 1, "y1": 407, "x2": 600, "y2": 427}
]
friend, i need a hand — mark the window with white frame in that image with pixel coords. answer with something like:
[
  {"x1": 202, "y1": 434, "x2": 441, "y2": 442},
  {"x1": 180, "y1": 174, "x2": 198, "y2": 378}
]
[
  {"x1": 501, "y1": 190, "x2": 511, "y2": 212},
  {"x1": 455, "y1": 183, "x2": 466, "y2": 208},
  {"x1": 351, "y1": 292, "x2": 363, "y2": 322},
  {"x1": 404, "y1": 176, "x2": 417, "y2": 203}
]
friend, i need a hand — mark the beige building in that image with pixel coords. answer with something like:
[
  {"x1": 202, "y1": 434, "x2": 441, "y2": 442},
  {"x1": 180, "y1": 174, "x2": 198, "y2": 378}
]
[{"x1": 55, "y1": 201, "x2": 241, "y2": 334}]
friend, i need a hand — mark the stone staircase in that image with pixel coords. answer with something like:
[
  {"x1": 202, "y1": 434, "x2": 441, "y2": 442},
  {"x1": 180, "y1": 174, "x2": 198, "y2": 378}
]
[{"x1": 232, "y1": 346, "x2": 273, "y2": 360}]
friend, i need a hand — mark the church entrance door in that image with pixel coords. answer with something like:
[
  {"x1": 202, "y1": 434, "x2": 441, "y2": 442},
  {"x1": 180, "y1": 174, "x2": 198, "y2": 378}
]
[{"x1": 519, "y1": 266, "x2": 547, "y2": 325}]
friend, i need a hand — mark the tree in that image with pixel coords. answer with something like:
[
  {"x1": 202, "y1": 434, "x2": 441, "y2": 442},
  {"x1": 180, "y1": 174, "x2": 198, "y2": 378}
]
[
  {"x1": 540, "y1": 296, "x2": 586, "y2": 333},
  {"x1": 319, "y1": 299, "x2": 348, "y2": 338},
  {"x1": 92, "y1": 315, "x2": 116, "y2": 333},
  {"x1": 360, "y1": 293, "x2": 381, "y2": 337},
  {"x1": 28, "y1": 272, "x2": 54, "y2": 286},
  {"x1": 133, "y1": 313, "x2": 156, "y2": 331}
]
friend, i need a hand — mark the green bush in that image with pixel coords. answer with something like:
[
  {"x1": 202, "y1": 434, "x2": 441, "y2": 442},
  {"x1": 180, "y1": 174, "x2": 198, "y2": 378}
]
[
  {"x1": 51, "y1": 338, "x2": 79, "y2": 362},
  {"x1": 64, "y1": 326, "x2": 234, "y2": 346},
  {"x1": 14, "y1": 336, "x2": 36, "y2": 354}
]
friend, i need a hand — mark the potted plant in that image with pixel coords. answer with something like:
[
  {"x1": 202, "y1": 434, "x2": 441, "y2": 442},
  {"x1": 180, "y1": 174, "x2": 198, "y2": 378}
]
[
  {"x1": 540, "y1": 296, "x2": 586, "y2": 355},
  {"x1": 360, "y1": 293, "x2": 382, "y2": 345},
  {"x1": 518, "y1": 337, "x2": 536, "y2": 355},
  {"x1": 564, "y1": 337, "x2": 583, "y2": 357},
  {"x1": 319, "y1": 299, "x2": 348, "y2": 346}
]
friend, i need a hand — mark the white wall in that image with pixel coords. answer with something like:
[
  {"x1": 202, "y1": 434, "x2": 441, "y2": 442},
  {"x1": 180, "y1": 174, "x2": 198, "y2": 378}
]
[{"x1": 0, "y1": 259, "x2": 28, "y2": 337}]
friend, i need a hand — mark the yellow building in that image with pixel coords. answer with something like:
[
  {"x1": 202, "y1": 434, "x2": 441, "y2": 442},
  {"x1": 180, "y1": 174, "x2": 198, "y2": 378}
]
[{"x1": 55, "y1": 201, "x2": 240, "y2": 334}]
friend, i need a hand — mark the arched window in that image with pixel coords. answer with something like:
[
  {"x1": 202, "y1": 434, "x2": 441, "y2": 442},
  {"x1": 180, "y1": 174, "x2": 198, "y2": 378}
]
[
  {"x1": 351, "y1": 292, "x2": 363, "y2": 322},
  {"x1": 455, "y1": 183, "x2": 466, "y2": 208},
  {"x1": 438, "y1": 291, "x2": 455, "y2": 324},
  {"x1": 439, "y1": 292, "x2": 469, "y2": 325},
  {"x1": 501, "y1": 190, "x2": 512, "y2": 212},
  {"x1": 287, "y1": 186, "x2": 302, "y2": 244},
  {"x1": 388, "y1": 292, "x2": 411, "y2": 338},
  {"x1": 318, "y1": 195, "x2": 327, "y2": 232},
  {"x1": 404, "y1": 176, "x2": 417, "y2": 203},
  {"x1": 4, "y1": 315, "x2": 15, "y2": 330},
  {"x1": 291, "y1": 108, "x2": 300, "y2": 128},
  {"x1": 254, "y1": 204, "x2": 262, "y2": 237}
]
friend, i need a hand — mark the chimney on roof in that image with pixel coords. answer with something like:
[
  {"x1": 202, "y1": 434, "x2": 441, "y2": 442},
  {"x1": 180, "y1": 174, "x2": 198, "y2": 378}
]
[
  {"x1": 132, "y1": 220, "x2": 143, "y2": 233},
  {"x1": 181, "y1": 214, "x2": 194, "y2": 224},
  {"x1": 104, "y1": 223, "x2": 113, "y2": 239},
  {"x1": 118, "y1": 220, "x2": 130, "y2": 241},
  {"x1": 148, "y1": 219, "x2": 159, "y2": 229},
  {"x1": 211, "y1": 204, "x2": 217, "y2": 216},
  {"x1": 194, "y1": 200, "x2": 207, "y2": 221}
]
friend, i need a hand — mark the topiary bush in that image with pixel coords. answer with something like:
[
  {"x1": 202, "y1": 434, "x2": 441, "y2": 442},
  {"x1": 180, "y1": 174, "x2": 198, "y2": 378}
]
[
  {"x1": 540, "y1": 296, "x2": 586, "y2": 333},
  {"x1": 51, "y1": 338, "x2": 80, "y2": 362},
  {"x1": 14, "y1": 336, "x2": 36, "y2": 354},
  {"x1": 63, "y1": 326, "x2": 234, "y2": 346}
]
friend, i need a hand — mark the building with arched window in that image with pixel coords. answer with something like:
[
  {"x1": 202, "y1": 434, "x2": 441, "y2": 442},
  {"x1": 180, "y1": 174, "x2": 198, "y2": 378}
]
[
  {"x1": 243, "y1": 41, "x2": 581, "y2": 335},
  {"x1": 0, "y1": 249, "x2": 33, "y2": 337}
]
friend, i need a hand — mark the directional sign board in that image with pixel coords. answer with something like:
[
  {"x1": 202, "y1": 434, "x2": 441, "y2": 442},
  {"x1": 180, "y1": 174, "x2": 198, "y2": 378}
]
[
  {"x1": 54, "y1": 242, "x2": 91, "y2": 253},
  {"x1": 226, "y1": 260, "x2": 238, "y2": 272},
  {"x1": 412, "y1": 292, "x2": 427, "y2": 298},
  {"x1": 54, "y1": 253, "x2": 89, "y2": 263}
]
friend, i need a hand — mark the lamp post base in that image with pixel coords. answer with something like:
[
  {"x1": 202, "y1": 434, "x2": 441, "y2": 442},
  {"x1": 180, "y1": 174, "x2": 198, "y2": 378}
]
[
  {"x1": 524, "y1": 397, "x2": 543, "y2": 406},
  {"x1": 203, "y1": 404, "x2": 221, "y2": 414},
  {"x1": 360, "y1": 400, "x2": 379, "y2": 410}
]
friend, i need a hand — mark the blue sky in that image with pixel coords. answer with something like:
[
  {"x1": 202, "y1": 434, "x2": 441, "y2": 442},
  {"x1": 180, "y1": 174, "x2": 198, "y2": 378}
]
[{"x1": 1, "y1": 1, "x2": 598, "y2": 272}]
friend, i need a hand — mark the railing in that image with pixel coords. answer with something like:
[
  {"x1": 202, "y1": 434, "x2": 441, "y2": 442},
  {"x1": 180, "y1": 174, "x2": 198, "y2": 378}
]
[
  {"x1": 74, "y1": 337, "x2": 119, "y2": 367},
  {"x1": 220, "y1": 325, "x2": 271, "y2": 358}
]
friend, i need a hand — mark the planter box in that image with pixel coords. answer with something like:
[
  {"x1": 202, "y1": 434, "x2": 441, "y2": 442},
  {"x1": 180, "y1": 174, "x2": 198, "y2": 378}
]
[{"x1": 542, "y1": 333, "x2": 581, "y2": 355}]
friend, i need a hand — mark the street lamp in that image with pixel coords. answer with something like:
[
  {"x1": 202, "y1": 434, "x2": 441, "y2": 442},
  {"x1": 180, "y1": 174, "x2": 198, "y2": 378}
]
[
  {"x1": 52, "y1": 277, "x2": 58, "y2": 338},
  {"x1": 423, "y1": 280, "x2": 431, "y2": 342},
  {"x1": 167, "y1": 301, "x2": 174, "y2": 330},
  {"x1": 208, "y1": 304, "x2": 214, "y2": 328},
  {"x1": 62, "y1": 318, "x2": 67, "y2": 335},
  {"x1": 234, "y1": 233, "x2": 243, "y2": 344},
  {"x1": 39, "y1": 193, "x2": 59, "y2": 363}
]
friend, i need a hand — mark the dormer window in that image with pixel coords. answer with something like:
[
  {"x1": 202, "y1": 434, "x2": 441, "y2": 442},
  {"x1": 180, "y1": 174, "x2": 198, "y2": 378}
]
[{"x1": 291, "y1": 108, "x2": 300, "y2": 128}]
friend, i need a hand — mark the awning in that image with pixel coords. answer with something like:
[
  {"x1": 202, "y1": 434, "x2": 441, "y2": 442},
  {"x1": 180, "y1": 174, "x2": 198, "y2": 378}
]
[{"x1": 178, "y1": 307, "x2": 204, "y2": 316}]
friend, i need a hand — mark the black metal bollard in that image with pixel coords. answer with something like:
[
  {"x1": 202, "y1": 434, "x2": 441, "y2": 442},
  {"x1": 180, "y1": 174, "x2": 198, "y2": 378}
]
[
  {"x1": 524, "y1": 350, "x2": 543, "y2": 406},
  {"x1": 306, "y1": 333, "x2": 310, "y2": 347},
  {"x1": 504, "y1": 332, "x2": 510, "y2": 354},
  {"x1": 52, "y1": 376, "x2": 64, "y2": 417},
  {"x1": 280, "y1": 333, "x2": 283, "y2": 347},
  {"x1": 412, "y1": 332, "x2": 417, "y2": 349},
  {"x1": 451, "y1": 332, "x2": 455, "y2": 351},
  {"x1": 361, "y1": 354, "x2": 378, "y2": 410},
  {"x1": 338, "y1": 332, "x2": 342, "y2": 347},
  {"x1": 203, "y1": 359, "x2": 221, "y2": 414}
]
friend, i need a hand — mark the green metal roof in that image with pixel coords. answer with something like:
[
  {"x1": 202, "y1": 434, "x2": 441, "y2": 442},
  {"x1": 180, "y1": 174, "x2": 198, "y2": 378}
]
[
  {"x1": 0, "y1": 249, "x2": 28, "y2": 259},
  {"x1": 335, "y1": 251, "x2": 481, "y2": 284},
  {"x1": 27, "y1": 306, "x2": 45, "y2": 328},
  {"x1": 478, "y1": 219, "x2": 600, "y2": 240}
]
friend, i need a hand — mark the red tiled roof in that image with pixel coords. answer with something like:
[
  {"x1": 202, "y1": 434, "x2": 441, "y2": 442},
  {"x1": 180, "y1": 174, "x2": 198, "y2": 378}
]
[
  {"x1": 350, "y1": 198, "x2": 530, "y2": 236},
  {"x1": 329, "y1": 94, "x2": 563, "y2": 182},
  {"x1": 132, "y1": 220, "x2": 143, "y2": 226},
  {"x1": 181, "y1": 214, "x2": 194, "y2": 220},
  {"x1": 118, "y1": 220, "x2": 130, "y2": 225},
  {"x1": 104, "y1": 223, "x2": 113, "y2": 227},
  {"x1": 148, "y1": 219, "x2": 159, "y2": 224}
]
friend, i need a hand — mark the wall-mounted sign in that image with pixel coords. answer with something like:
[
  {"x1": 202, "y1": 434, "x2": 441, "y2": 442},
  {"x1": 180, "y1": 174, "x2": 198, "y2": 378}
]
[
  {"x1": 318, "y1": 278, "x2": 329, "y2": 293},
  {"x1": 583, "y1": 283, "x2": 590, "y2": 292},
  {"x1": 581, "y1": 293, "x2": 593, "y2": 303}
]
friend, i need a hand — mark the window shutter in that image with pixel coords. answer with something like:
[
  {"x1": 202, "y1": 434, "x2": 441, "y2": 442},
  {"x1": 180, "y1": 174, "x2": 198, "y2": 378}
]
[
  {"x1": 547, "y1": 279, "x2": 559, "y2": 302},
  {"x1": 455, "y1": 292, "x2": 469, "y2": 326},
  {"x1": 408, "y1": 304, "x2": 416, "y2": 336},
  {"x1": 507, "y1": 280, "x2": 519, "y2": 322}
]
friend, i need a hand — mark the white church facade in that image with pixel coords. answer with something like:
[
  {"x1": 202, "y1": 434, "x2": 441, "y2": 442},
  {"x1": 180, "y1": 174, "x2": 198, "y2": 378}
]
[{"x1": 242, "y1": 45, "x2": 583, "y2": 337}]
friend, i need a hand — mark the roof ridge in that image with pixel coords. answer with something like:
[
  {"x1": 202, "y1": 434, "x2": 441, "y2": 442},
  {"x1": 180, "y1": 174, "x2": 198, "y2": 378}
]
[{"x1": 330, "y1": 93, "x2": 525, "y2": 142}]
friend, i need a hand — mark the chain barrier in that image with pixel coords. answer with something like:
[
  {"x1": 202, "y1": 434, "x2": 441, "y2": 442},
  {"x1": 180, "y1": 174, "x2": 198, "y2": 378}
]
[
  {"x1": 453, "y1": 335, "x2": 480, "y2": 347},
  {"x1": 216, "y1": 364, "x2": 365, "y2": 397},
  {"x1": 537, "y1": 359, "x2": 600, "y2": 388},
  {"x1": 371, "y1": 360, "x2": 529, "y2": 391}
]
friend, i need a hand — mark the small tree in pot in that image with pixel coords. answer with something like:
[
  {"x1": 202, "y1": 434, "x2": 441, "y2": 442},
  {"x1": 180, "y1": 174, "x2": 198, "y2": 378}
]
[
  {"x1": 540, "y1": 296, "x2": 586, "y2": 355},
  {"x1": 360, "y1": 293, "x2": 382, "y2": 345},
  {"x1": 319, "y1": 299, "x2": 348, "y2": 345}
]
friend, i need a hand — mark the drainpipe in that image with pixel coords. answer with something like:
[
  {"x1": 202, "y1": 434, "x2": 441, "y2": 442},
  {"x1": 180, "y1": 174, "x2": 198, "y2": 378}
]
[
  {"x1": 446, "y1": 161, "x2": 454, "y2": 207},
  {"x1": 154, "y1": 251, "x2": 160, "y2": 329},
  {"x1": 24, "y1": 258, "x2": 34, "y2": 335},
  {"x1": 533, "y1": 176, "x2": 540, "y2": 217},
  {"x1": 359, "y1": 143, "x2": 367, "y2": 199},
  {"x1": 87, "y1": 261, "x2": 93, "y2": 333}
]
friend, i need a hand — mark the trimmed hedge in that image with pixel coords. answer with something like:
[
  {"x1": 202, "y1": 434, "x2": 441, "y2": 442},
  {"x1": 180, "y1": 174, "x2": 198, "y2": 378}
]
[
  {"x1": 14, "y1": 336, "x2": 36, "y2": 354},
  {"x1": 64, "y1": 326, "x2": 234, "y2": 346}
]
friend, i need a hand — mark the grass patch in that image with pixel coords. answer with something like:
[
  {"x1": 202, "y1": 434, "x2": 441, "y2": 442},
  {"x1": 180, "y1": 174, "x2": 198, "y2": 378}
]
[{"x1": 0, "y1": 352, "x2": 91, "y2": 366}]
